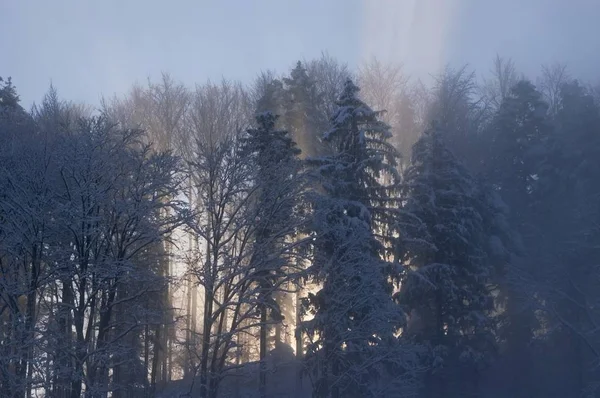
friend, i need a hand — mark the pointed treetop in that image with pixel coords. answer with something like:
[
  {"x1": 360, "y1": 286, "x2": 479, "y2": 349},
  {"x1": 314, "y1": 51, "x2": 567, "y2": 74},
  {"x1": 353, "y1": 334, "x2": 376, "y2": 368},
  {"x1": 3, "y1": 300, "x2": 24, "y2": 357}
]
[
  {"x1": 254, "y1": 77, "x2": 284, "y2": 115},
  {"x1": 285, "y1": 61, "x2": 312, "y2": 89},
  {"x1": 254, "y1": 111, "x2": 278, "y2": 131},
  {"x1": 323, "y1": 78, "x2": 391, "y2": 144},
  {"x1": 338, "y1": 78, "x2": 361, "y2": 104},
  {"x1": 0, "y1": 77, "x2": 20, "y2": 109},
  {"x1": 244, "y1": 111, "x2": 301, "y2": 160},
  {"x1": 289, "y1": 61, "x2": 307, "y2": 80}
]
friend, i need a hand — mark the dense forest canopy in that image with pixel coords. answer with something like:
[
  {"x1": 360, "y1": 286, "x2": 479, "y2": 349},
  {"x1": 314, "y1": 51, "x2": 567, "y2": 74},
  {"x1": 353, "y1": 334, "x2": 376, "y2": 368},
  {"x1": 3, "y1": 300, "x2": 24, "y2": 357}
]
[{"x1": 2, "y1": 54, "x2": 600, "y2": 398}]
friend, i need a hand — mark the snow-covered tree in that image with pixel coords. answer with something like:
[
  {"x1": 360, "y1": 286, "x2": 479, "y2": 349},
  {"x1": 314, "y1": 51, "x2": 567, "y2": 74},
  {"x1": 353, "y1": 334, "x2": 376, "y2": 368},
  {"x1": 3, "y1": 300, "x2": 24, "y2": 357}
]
[
  {"x1": 0, "y1": 80, "x2": 187, "y2": 397},
  {"x1": 186, "y1": 120, "x2": 305, "y2": 397},
  {"x1": 528, "y1": 79, "x2": 600, "y2": 395},
  {"x1": 252, "y1": 72, "x2": 285, "y2": 119},
  {"x1": 0, "y1": 78, "x2": 52, "y2": 398},
  {"x1": 241, "y1": 112, "x2": 305, "y2": 398},
  {"x1": 51, "y1": 117, "x2": 186, "y2": 398},
  {"x1": 476, "y1": 79, "x2": 554, "y2": 396},
  {"x1": 485, "y1": 80, "x2": 552, "y2": 224},
  {"x1": 304, "y1": 79, "x2": 419, "y2": 398},
  {"x1": 101, "y1": 73, "x2": 192, "y2": 385},
  {"x1": 282, "y1": 61, "x2": 325, "y2": 158},
  {"x1": 397, "y1": 126, "x2": 496, "y2": 398}
]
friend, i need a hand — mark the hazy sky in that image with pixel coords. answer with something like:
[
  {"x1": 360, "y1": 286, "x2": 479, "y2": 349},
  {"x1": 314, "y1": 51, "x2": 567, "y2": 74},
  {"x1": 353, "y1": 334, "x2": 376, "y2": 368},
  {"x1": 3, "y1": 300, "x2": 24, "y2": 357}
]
[{"x1": 2, "y1": 0, "x2": 599, "y2": 108}]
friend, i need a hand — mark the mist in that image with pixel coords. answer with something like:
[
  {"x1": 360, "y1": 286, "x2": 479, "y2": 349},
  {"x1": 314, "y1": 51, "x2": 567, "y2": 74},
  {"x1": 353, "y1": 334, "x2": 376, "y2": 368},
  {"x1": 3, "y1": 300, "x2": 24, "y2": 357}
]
[
  {"x1": 3, "y1": 0, "x2": 599, "y2": 107},
  {"x1": 2, "y1": 1, "x2": 600, "y2": 397}
]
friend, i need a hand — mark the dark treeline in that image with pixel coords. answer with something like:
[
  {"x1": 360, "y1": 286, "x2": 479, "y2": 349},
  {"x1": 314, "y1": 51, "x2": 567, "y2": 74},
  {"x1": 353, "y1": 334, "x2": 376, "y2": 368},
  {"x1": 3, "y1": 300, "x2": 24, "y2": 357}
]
[{"x1": 1, "y1": 54, "x2": 600, "y2": 398}]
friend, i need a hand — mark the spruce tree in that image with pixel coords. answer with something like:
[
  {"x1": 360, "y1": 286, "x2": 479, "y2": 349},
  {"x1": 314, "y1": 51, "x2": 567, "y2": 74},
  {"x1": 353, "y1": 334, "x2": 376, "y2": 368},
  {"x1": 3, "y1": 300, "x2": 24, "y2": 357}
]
[
  {"x1": 241, "y1": 112, "x2": 303, "y2": 398},
  {"x1": 483, "y1": 80, "x2": 552, "y2": 396},
  {"x1": 304, "y1": 79, "x2": 417, "y2": 398},
  {"x1": 533, "y1": 80, "x2": 600, "y2": 395},
  {"x1": 397, "y1": 126, "x2": 496, "y2": 398},
  {"x1": 254, "y1": 77, "x2": 285, "y2": 119},
  {"x1": 485, "y1": 80, "x2": 552, "y2": 229},
  {"x1": 282, "y1": 61, "x2": 325, "y2": 157}
]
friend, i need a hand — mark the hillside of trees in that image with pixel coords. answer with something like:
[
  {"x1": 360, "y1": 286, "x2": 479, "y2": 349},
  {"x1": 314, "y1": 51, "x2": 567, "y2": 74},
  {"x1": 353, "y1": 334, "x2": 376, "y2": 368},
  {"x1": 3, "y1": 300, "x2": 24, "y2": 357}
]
[{"x1": 2, "y1": 55, "x2": 600, "y2": 397}]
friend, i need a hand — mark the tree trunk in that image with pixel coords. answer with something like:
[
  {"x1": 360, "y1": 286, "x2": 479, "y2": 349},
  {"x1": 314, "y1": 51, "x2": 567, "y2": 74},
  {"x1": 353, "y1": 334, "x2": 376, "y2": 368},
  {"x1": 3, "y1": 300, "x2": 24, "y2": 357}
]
[
  {"x1": 56, "y1": 280, "x2": 75, "y2": 398},
  {"x1": 331, "y1": 358, "x2": 340, "y2": 398},
  {"x1": 259, "y1": 302, "x2": 268, "y2": 398},
  {"x1": 320, "y1": 339, "x2": 331, "y2": 398},
  {"x1": 185, "y1": 278, "x2": 192, "y2": 377},
  {"x1": 25, "y1": 269, "x2": 37, "y2": 398},
  {"x1": 274, "y1": 318, "x2": 281, "y2": 349},
  {"x1": 167, "y1": 241, "x2": 173, "y2": 382},
  {"x1": 144, "y1": 323, "x2": 150, "y2": 397},
  {"x1": 150, "y1": 324, "x2": 161, "y2": 395},
  {"x1": 295, "y1": 290, "x2": 303, "y2": 396},
  {"x1": 87, "y1": 286, "x2": 117, "y2": 398},
  {"x1": 199, "y1": 277, "x2": 213, "y2": 398}
]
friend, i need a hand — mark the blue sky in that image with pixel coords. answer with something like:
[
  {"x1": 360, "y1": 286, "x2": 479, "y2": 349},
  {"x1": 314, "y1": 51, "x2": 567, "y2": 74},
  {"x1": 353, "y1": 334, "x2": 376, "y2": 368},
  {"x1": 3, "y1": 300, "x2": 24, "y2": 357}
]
[{"x1": 2, "y1": 0, "x2": 599, "y2": 108}]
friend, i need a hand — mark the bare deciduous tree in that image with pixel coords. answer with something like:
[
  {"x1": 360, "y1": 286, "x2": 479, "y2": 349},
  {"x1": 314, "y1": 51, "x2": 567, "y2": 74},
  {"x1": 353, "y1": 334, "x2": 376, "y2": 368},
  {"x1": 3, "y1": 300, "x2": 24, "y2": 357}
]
[
  {"x1": 538, "y1": 62, "x2": 571, "y2": 117},
  {"x1": 481, "y1": 55, "x2": 518, "y2": 114}
]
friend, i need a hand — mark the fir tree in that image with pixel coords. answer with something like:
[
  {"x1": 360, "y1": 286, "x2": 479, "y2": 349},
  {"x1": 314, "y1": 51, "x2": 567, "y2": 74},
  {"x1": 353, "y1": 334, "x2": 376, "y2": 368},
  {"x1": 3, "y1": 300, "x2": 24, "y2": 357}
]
[
  {"x1": 397, "y1": 126, "x2": 496, "y2": 398},
  {"x1": 485, "y1": 80, "x2": 552, "y2": 229},
  {"x1": 483, "y1": 80, "x2": 552, "y2": 396},
  {"x1": 241, "y1": 112, "x2": 303, "y2": 398},
  {"x1": 533, "y1": 80, "x2": 600, "y2": 395},
  {"x1": 254, "y1": 76, "x2": 285, "y2": 120},
  {"x1": 304, "y1": 79, "x2": 418, "y2": 398},
  {"x1": 0, "y1": 77, "x2": 20, "y2": 109},
  {"x1": 282, "y1": 61, "x2": 325, "y2": 157}
]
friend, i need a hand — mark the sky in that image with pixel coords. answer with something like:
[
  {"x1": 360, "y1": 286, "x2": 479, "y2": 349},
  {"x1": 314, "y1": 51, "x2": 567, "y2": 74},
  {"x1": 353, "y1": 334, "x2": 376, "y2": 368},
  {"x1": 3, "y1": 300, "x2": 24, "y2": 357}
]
[{"x1": 2, "y1": 0, "x2": 600, "y2": 109}]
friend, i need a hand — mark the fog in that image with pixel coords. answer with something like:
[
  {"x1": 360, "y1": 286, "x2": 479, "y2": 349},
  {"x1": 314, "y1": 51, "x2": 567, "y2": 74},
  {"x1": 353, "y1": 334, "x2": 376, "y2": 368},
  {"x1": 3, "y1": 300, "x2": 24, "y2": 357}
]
[
  {"x1": 3, "y1": 0, "x2": 599, "y2": 107},
  {"x1": 2, "y1": 1, "x2": 600, "y2": 398}
]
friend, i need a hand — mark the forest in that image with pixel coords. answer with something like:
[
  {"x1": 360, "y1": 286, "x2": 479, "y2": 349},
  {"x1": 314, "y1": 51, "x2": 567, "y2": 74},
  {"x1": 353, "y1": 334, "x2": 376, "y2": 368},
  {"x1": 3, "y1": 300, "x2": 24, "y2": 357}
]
[{"x1": 1, "y1": 54, "x2": 600, "y2": 398}]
